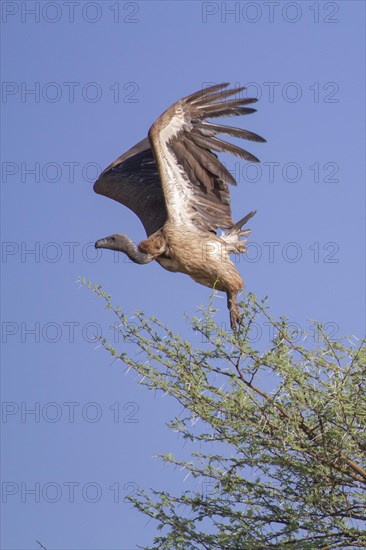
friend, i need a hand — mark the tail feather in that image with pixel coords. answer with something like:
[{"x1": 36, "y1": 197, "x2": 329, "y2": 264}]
[
  {"x1": 220, "y1": 210, "x2": 257, "y2": 254},
  {"x1": 232, "y1": 210, "x2": 257, "y2": 230}
]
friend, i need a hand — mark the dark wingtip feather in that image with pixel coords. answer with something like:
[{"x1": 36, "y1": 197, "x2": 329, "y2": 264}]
[
  {"x1": 185, "y1": 83, "x2": 230, "y2": 103},
  {"x1": 93, "y1": 178, "x2": 103, "y2": 194},
  {"x1": 241, "y1": 107, "x2": 257, "y2": 115},
  {"x1": 192, "y1": 86, "x2": 247, "y2": 106},
  {"x1": 205, "y1": 107, "x2": 258, "y2": 119},
  {"x1": 198, "y1": 122, "x2": 265, "y2": 143}
]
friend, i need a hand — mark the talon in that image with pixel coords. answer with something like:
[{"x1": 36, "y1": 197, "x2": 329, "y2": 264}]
[
  {"x1": 227, "y1": 290, "x2": 242, "y2": 332},
  {"x1": 230, "y1": 308, "x2": 239, "y2": 331}
]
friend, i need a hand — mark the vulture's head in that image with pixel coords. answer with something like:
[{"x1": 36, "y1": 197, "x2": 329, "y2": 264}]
[{"x1": 95, "y1": 234, "x2": 122, "y2": 251}]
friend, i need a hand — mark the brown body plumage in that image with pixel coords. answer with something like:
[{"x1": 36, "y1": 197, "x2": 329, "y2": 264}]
[{"x1": 94, "y1": 83, "x2": 265, "y2": 329}]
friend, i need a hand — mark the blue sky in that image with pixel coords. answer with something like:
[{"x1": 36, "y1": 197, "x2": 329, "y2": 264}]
[{"x1": 1, "y1": 1, "x2": 365, "y2": 549}]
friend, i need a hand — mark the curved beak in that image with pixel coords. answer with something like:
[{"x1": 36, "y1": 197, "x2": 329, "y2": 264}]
[{"x1": 95, "y1": 238, "x2": 107, "y2": 249}]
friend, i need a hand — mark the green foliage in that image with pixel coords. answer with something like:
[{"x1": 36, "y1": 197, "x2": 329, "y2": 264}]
[{"x1": 82, "y1": 279, "x2": 366, "y2": 549}]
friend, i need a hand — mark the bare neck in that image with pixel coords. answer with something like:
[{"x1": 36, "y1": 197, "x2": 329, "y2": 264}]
[{"x1": 112, "y1": 235, "x2": 153, "y2": 264}]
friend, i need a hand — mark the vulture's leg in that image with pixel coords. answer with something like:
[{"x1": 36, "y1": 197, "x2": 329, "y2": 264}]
[{"x1": 227, "y1": 291, "x2": 240, "y2": 331}]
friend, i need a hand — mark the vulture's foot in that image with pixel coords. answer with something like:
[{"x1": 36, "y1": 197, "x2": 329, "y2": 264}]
[
  {"x1": 227, "y1": 291, "x2": 241, "y2": 332},
  {"x1": 230, "y1": 307, "x2": 240, "y2": 331}
]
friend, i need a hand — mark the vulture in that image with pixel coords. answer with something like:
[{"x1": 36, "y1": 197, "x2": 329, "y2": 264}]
[{"x1": 94, "y1": 83, "x2": 265, "y2": 329}]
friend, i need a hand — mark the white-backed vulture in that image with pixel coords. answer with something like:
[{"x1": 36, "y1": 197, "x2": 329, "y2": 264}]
[{"x1": 94, "y1": 83, "x2": 265, "y2": 329}]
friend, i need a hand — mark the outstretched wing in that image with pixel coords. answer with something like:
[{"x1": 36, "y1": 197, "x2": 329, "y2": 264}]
[
  {"x1": 148, "y1": 83, "x2": 265, "y2": 232},
  {"x1": 94, "y1": 83, "x2": 265, "y2": 236},
  {"x1": 93, "y1": 138, "x2": 167, "y2": 236}
]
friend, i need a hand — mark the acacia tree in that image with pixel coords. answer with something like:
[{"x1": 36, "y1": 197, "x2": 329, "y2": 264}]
[{"x1": 84, "y1": 281, "x2": 366, "y2": 549}]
